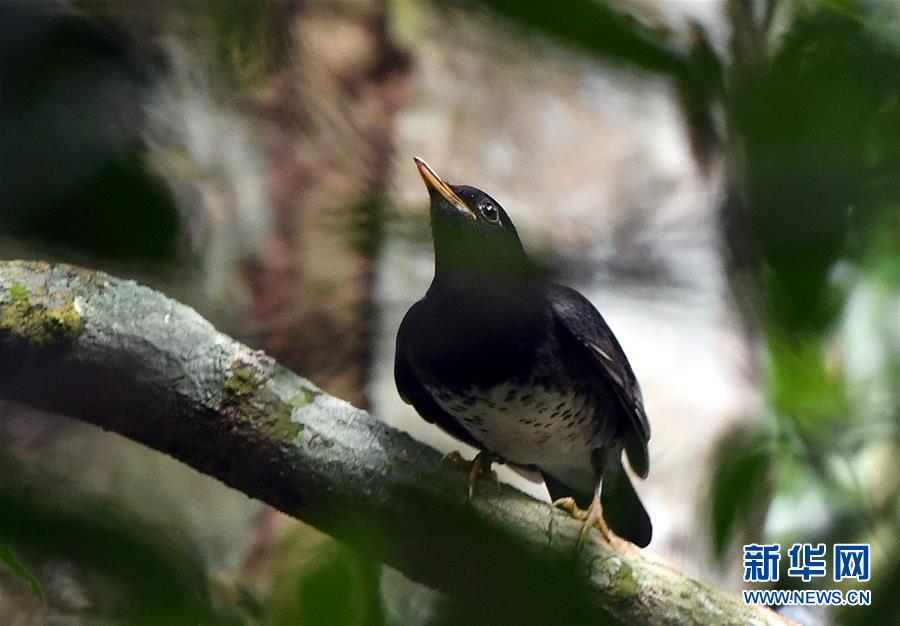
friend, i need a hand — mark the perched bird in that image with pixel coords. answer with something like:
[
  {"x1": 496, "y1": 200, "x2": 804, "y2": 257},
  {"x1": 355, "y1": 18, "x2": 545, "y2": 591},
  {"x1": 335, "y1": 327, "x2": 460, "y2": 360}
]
[{"x1": 395, "y1": 158, "x2": 652, "y2": 547}]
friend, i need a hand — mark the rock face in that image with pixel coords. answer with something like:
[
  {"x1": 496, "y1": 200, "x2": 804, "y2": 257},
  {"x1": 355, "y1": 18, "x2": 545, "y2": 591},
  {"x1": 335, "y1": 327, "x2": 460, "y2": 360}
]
[{"x1": 371, "y1": 5, "x2": 758, "y2": 584}]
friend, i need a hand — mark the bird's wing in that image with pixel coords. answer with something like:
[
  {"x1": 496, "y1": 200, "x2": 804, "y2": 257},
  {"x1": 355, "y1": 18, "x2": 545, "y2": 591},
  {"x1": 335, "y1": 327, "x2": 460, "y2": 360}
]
[
  {"x1": 394, "y1": 301, "x2": 484, "y2": 450},
  {"x1": 548, "y1": 284, "x2": 650, "y2": 478}
]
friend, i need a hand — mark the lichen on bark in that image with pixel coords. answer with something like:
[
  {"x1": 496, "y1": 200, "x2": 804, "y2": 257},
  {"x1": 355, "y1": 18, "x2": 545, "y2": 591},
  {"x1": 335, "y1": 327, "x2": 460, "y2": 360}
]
[
  {"x1": 0, "y1": 284, "x2": 84, "y2": 346},
  {"x1": 221, "y1": 358, "x2": 303, "y2": 442},
  {"x1": 223, "y1": 361, "x2": 262, "y2": 397}
]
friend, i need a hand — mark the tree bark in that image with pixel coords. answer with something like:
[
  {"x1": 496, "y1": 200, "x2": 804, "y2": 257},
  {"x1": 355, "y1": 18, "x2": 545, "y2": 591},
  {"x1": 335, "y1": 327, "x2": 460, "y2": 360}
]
[{"x1": 0, "y1": 260, "x2": 792, "y2": 626}]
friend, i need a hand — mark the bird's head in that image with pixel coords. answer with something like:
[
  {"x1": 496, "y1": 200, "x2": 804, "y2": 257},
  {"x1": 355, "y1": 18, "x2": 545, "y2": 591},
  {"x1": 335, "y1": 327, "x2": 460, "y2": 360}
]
[{"x1": 414, "y1": 157, "x2": 532, "y2": 280}]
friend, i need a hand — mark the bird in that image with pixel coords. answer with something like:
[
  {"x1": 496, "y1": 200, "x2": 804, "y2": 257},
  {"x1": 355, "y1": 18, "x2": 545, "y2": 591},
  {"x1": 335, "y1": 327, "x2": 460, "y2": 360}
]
[{"x1": 395, "y1": 158, "x2": 652, "y2": 547}]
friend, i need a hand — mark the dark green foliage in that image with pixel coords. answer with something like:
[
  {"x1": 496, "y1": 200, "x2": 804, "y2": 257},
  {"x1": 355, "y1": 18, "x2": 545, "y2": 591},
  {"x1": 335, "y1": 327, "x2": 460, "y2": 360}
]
[
  {"x1": 468, "y1": 0, "x2": 686, "y2": 77},
  {"x1": 0, "y1": 538, "x2": 44, "y2": 602},
  {"x1": 0, "y1": 3, "x2": 179, "y2": 262},
  {"x1": 725, "y1": 6, "x2": 900, "y2": 622},
  {"x1": 0, "y1": 455, "x2": 218, "y2": 624},
  {"x1": 731, "y1": 10, "x2": 900, "y2": 335},
  {"x1": 839, "y1": 544, "x2": 900, "y2": 626},
  {"x1": 292, "y1": 553, "x2": 376, "y2": 626},
  {"x1": 709, "y1": 427, "x2": 774, "y2": 559},
  {"x1": 270, "y1": 540, "x2": 384, "y2": 626},
  {"x1": 16, "y1": 151, "x2": 179, "y2": 261}
]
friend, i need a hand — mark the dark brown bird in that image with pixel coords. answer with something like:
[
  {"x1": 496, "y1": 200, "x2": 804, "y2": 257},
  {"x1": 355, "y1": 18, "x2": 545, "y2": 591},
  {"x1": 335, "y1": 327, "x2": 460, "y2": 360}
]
[{"x1": 395, "y1": 158, "x2": 651, "y2": 546}]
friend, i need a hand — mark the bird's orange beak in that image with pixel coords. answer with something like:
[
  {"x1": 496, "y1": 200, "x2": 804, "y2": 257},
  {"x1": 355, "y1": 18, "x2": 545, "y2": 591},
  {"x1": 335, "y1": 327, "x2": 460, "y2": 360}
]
[{"x1": 414, "y1": 157, "x2": 475, "y2": 218}]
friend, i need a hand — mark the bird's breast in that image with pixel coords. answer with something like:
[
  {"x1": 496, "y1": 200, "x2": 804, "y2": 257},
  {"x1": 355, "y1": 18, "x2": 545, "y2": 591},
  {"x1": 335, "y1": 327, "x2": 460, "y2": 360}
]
[{"x1": 424, "y1": 378, "x2": 612, "y2": 468}]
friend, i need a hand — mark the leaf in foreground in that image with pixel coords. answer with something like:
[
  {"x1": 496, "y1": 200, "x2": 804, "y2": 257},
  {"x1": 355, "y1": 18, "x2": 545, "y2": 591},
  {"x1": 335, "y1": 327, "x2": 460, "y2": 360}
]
[{"x1": 0, "y1": 538, "x2": 44, "y2": 602}]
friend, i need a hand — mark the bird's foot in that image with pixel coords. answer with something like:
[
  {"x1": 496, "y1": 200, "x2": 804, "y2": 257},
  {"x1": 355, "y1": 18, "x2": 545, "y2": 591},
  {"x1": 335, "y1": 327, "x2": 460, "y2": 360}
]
[
  {"x1": 553, "y1": 495, "x2": 612, "y2": 546},
  {"x1": 443, "y1": 450, "x2": 497, "y2": 501}
]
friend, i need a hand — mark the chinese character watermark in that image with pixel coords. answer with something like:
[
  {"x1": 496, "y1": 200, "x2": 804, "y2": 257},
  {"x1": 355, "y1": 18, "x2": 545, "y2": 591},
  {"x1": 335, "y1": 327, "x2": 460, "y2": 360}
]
[
  {"x1": 743, "y1": 542, "x2": 872, "y2": 608},
  {"x1": 743, "y1": 543, "x2": 781, "y2": 583},
  {"x1": 787, "y1": 543, "x2": 827, "y2": 582},
  {"x1": 834, "y1": 544, "x2": 870, "y2": 582}
]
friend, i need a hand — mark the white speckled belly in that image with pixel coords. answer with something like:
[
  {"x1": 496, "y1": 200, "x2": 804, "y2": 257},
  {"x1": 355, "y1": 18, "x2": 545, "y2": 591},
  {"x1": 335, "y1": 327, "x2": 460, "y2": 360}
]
[{"x1": 425, "y1": 380, "x2": 606, "y2": 491}]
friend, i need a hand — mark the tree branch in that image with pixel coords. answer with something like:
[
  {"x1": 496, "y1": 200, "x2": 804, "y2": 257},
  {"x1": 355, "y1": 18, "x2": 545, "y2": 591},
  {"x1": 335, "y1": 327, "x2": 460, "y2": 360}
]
[{"x1": 0, "y1": 260, "x2": 791, "y2": 625}]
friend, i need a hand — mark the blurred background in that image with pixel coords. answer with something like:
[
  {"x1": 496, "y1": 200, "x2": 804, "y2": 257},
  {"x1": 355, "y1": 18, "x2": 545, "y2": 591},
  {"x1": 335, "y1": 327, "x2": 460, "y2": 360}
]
[{"x1": 0, "y1": 0, "x2": 896, "y2": 624}]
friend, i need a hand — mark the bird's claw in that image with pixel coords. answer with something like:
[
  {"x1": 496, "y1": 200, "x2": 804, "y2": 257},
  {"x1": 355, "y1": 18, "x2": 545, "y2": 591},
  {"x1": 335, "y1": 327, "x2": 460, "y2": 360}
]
[
  {"x1": 443, "y1": 450, "x2": 497, "y2": 500},
  {"x1": 553, "y1": 495, "x2": 613, "y2": 546}
]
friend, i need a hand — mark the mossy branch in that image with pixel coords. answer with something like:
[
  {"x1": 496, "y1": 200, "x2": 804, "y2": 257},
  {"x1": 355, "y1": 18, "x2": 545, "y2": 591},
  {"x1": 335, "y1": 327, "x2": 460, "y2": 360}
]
[{"x1": 0, "y1": 260, "x2": 793, "y2": 626}]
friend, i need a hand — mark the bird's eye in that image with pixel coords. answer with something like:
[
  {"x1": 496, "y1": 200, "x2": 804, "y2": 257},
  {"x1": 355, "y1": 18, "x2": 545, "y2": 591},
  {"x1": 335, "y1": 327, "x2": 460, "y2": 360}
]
[{"x1": 479, "y1": 202, "x2": 499, "y2": 222}]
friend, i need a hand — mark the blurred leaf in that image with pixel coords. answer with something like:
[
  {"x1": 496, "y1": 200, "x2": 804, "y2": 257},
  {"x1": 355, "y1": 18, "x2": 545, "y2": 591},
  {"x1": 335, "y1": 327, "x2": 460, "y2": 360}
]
[
  {"x1": 0, "y1": 3, "x2": 179, "y2": 262},
  {"x1": 838, "y1": 534, "x2": 900, "y2": 626},
  {"x1": 468, "y1": 0, "x2": 687, "y2": 77},
  {"x1": 0, "y1": 454, "x2": 219, "y2": 624},
  {"x1": 710, "y1": 426, "x2": 774, "y2": 559},
  {"x1": 719, "y1": 8, "x2": 900, "y2": 571},
  {"x1": 0, "y1": 538, "x2": 43, "y2": 602},
  {"x1": 731, "y1": 9, "x2": 900, "y2": 335},
  {"x1": 269, "y1": 530, "x2": 383, "y2": 626},
  {"x1": 16, "y1": 150, "x2": 179, "y2": 262},
  {"x1": 765, "y1": 331, "x2": 847, "y2": 432}
]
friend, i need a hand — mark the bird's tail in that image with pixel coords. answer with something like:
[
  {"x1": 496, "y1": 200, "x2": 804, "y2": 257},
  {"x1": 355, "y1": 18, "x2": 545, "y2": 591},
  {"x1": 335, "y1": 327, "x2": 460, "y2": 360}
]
[{"x1": 601, "y1": 459, "x2": 652, "y2": 548}]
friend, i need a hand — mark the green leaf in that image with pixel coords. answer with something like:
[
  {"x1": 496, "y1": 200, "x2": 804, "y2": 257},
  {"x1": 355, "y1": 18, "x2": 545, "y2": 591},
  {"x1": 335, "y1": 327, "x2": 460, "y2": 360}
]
[
  {"x1": 0, "y1": 538, "x2": 44, "y2": 602},
  {"x1": 709, "y1": 427, "x2": 775, "y2": 559},
  {"x1": 470, "y1": 0, "x2": 687, "y2": 77}
]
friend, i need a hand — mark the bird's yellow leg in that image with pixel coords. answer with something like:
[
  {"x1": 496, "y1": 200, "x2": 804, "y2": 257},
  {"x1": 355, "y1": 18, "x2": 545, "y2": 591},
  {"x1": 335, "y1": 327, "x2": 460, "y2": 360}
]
[
  {"x1": 553, "y1": 494, "x2": 612, "y2": 545},
  {"x1": 442, "y1": 450, "x2": 496, "y2": 500}
]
